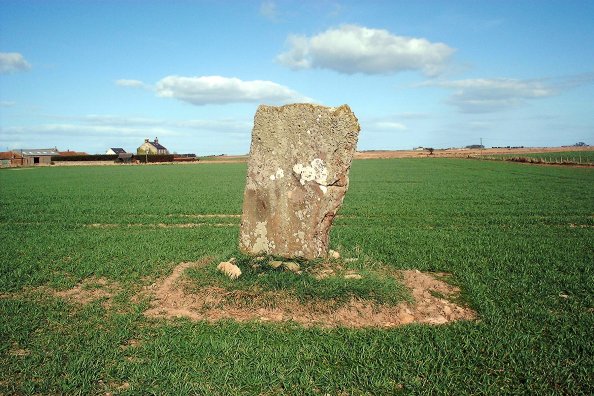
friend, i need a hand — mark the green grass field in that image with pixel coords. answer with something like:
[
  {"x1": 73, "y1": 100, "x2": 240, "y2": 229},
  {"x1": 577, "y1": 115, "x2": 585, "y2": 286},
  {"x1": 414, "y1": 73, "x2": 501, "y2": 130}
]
[{"x1": 1, "y1": 159, "x2": 593, "y2": 394}]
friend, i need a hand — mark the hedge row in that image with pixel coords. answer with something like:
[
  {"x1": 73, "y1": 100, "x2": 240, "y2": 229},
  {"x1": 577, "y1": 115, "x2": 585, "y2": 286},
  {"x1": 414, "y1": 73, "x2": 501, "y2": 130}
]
[
  {"x1": 51, "y1": 154, "x2": 175, "y2": 163},
  {"x1": 136, "y1": 154, "x2": 175, "y2": 163},
  {"x1": 51, "y1": 155, "x2": 118, "y2": 161}
]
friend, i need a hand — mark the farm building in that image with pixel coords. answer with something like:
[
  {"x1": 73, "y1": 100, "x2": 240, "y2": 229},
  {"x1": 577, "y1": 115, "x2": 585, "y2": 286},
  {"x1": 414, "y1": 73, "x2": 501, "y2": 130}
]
[
  {"x1": 106, "y1": 148, "x2": 127, "y2": 155},
  {"x1": 11, "y1": 148, "x2": 60, "y2": 165},
  {"x1": 0, "y1": 151, "x2": 27, "y2": 167},
  {"x1": 137, "y1": 138, "x2": 169, "y2": 155},
  {"x1": 116, "y1": 153, "x2": 133, "y2": 163}
]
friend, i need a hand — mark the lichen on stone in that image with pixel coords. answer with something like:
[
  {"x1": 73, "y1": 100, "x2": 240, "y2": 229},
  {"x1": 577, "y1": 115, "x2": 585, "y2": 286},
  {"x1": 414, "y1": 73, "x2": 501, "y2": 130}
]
[
  {"x1": 293, "y1": 158, "x2": 329, "y2": 189},
  {"x1": 252, "y1": 221, "x2": 273, "y2": 253}
]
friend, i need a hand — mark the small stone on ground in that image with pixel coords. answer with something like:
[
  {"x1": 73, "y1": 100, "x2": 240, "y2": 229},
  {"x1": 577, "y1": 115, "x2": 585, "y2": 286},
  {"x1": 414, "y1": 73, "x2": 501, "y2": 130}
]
[
  {"x1": 284, "y1": 262, "x2": 300, "y2": 272},
  {"x1": 217, "y1": 261, "x2": 242, "y2": 279},
  {"x1": 269, "y1": 260, "x2": 283, "y2": 269},
  {"x1": 329, "y1": 250, "x2": 341, "y2": 259}
]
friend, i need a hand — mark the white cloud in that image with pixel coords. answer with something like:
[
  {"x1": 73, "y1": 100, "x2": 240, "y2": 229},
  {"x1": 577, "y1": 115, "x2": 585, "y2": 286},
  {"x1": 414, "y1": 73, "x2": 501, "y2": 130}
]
[
  {"x1": 370, "y1": 121, "x2": 408, "y2": 131},
  {"x1": 74, "y1": 114, "x2": 251, "y2": 133},
  {"x1": 77, "y1": 114, "x2": 161, "y2": 126},
  {"x1": 420, "y1": 78, "x2": 556, "y2": 113},
  {"x1": 115, "y1": 79, "x2": 148, "y2": 89},
  {"x1": 259, "y1": 1, "x2": 342, "y2": 22},
  {"x1": 0, "y1": 114, "x2": 251, "y2": 143},
  {"x1": 0, "y1": 52, "x2": 31, "y2": 74},
  {"x1": 0, "y1": 124, "x2": 180, "y2": 138},
  {"x1": 259, "y1": 0, "x2": 278, "y2": 21},
  {"x1": 277, "y1": 25, "x2": 454, "y2": 75},
  {"x1": 361, "y1": 116, "x2": 410, "y2": 135},
  {"x1": 0, "y1": 101, "x2": 16, "y2": 107},
  {"x1": 155, "y1": 75, "x2": 312, "y2": 105},
  {"x1": 172, "y1": 119, "x2": 252, "y2": 132}
]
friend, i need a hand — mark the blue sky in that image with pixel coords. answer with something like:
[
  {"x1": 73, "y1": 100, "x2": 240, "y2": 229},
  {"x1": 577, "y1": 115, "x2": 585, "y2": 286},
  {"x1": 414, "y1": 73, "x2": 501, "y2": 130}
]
[{"x1": 1, "y1": 0, "x2": 593, "y2": 155}]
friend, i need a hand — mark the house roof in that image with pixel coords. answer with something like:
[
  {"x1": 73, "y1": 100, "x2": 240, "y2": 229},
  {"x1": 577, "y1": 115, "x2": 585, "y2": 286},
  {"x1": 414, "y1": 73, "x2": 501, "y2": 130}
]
[
  {"x1": 109, "y1": 148, "x2": 126, "y2": 154},
  {"x1": 0, "y1": 151, "x2": 22, "y2": 160},
  {"x1": 13, "y1": 148, "x2": 60, "y2": 156},
  {"x1": 149, "y1": 141, "x2": 167, "y2": 150}
]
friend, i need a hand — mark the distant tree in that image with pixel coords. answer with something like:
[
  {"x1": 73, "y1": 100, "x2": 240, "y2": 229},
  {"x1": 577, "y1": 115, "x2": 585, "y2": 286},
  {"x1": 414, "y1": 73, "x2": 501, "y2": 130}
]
[
  {"x1": 426, "y1": 147, "x2": 434, "y2": 155},
  {"x1": 574, "y1": 142, "x2": 588, "y2": 147}
]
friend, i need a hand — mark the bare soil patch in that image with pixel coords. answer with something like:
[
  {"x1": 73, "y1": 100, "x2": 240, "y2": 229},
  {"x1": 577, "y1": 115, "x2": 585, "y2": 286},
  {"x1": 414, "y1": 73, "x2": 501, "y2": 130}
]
[
  {"x1": 0, "y1": 277, "x2": 121, "y2": 308},
  {"x1": 9, "y1": 342, "x2": 30, "y2": 357},
  {"x1": 143, "y1": 261, "x2": 476, "y2": 328},
  {"x1": 120, "y1": 338, "x2": 141, "y2": 350},
  {"x1": 50, "y1": 277, "x2": 120, "y2": 307},
  {"x1": 569, "y1": 223, "x2": 594, "y2": 228}
]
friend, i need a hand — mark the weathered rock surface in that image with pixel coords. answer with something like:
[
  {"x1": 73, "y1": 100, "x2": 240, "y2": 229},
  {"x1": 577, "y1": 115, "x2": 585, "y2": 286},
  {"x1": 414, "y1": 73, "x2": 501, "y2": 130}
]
[{"x1": 240, "y1": 103, "x2": 360, "y2": 259}]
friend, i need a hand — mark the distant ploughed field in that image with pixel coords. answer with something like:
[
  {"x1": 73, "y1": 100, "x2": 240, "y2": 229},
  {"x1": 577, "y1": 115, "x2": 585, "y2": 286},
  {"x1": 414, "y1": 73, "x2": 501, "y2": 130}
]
[{"x1": 354, "y1": 146, "x2": 594, "y2": 159}]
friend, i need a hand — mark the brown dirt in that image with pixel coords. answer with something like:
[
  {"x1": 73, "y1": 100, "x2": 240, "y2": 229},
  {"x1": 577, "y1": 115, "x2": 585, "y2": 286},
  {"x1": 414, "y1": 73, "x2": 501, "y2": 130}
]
[
  {"x1": 143, "y1": 261, "x2": 476, "y2": 328},
  {"x1": 9, "y1": 342, "x2": 30, "y2": 357},
  {"x1": 51, "y1": 277, "x2": 120, "y2": 307},
  {"x1": 120, "y1": 338, "x2": 140, "y2": 350},
  {"x1": 100, "y1": 380, "x2": 130, "y2": 396},
  {"x1": 354, "y1": 146, "x2": 594, "y2": 160},
  {"x1": 569, "y1": 223, "x2": 594, "y2": 228}
]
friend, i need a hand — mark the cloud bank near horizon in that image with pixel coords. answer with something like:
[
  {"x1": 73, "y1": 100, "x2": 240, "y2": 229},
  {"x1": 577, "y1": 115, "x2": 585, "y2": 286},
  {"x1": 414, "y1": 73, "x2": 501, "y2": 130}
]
[{"x1": 420, "y1": 74, "x2": 594, "y2": 113}]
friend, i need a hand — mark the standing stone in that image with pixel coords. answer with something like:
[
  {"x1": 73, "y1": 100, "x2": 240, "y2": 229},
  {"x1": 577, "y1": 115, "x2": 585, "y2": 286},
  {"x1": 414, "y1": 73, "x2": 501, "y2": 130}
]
[{"x1": 240, "y1": 103, "x2": 360, "y2": 259}]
